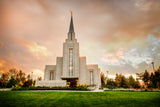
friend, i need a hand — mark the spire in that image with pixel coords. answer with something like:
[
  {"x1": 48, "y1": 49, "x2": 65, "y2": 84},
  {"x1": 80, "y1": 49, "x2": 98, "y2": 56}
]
[{"x1": 69, "y1": 11, "x2": 74, "y2": 33}]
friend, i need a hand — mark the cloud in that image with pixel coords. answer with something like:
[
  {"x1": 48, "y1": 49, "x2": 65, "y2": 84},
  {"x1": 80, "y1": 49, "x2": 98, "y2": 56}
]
[
  {"x1": 16, "y1": 38, "x2": 52, "y2": 59},
  {"x1": 101, "y1": 48, "x2": 124, "y2": 63},
  {"x1": 0, "y1": 58, "x2": 20, "y2": 74},
  {"x1": 26, "y1": 42, "x2": 52, "y2": 58},
  {"x1": 28, "y1": 69, "x2": 44, "y2": 80},
  {"x1": 0, "y1": 0, "x2": 160, "y2": 78}
]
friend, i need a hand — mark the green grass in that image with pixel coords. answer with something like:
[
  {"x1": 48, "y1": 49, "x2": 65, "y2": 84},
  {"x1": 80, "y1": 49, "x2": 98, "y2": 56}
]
[{"x1": 0, "y1": 91, "x2": 160, "y2": 107}]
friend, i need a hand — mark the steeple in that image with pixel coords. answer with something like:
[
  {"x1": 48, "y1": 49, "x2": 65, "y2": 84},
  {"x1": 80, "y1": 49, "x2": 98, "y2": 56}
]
[
  {"x1": 67, "y1": 11, "x2": 76, "y2": 41},
  {"x1": 69, "y1": 11, "x2": 74, "y2": 33}
]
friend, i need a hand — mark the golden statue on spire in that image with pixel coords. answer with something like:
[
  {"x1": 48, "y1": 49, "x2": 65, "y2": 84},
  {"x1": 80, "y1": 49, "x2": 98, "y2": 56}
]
[{"x1": 71, "y1": 11, "x2": 73, "y2": 16}]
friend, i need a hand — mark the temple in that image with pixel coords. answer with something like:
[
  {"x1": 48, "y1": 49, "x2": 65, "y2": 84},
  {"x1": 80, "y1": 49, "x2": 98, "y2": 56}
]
[{"x1": 35, "y1": 12, "x2": 101, "y2": 88}]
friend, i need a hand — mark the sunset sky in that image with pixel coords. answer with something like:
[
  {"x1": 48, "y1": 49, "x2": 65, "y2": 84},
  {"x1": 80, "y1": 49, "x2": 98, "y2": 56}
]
[{"x1": 0, "y1": 0, "x2": 160, "y2": 79}]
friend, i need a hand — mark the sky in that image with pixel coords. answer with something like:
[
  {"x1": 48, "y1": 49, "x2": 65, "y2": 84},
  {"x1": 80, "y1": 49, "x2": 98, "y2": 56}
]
[{"x1": 0, "y1": 0, "x2": 160, "y2": 79}]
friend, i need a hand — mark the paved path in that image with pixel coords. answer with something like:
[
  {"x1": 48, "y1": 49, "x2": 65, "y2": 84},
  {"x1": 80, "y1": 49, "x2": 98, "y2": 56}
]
[{"x1": 0, "y1": 88, "x2": 12, "y2": 91}]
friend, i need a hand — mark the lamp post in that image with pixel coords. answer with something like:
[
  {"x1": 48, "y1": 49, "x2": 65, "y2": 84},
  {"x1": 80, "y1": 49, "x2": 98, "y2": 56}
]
[
  {"x1": 107, "y1": 71, "x2": 109, "y2": 78},
  {"x1": 106, "y1": 71, "x2": 109, "y2": 85},
  {"x1": 31, "y1": 72, "x2": 33, "y2": 80},
  {"x1": 151, "y1": 62, "x2": 155, "y2": 72}
]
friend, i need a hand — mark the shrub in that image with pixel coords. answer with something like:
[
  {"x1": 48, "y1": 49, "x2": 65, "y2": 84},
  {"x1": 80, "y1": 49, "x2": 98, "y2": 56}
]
[
  {"x1": 6, "y1": 76, "x2": 18, "y2": 88},
  {"x1": 22, "y1": 80, "x2": 33, "y2": 87},
  {"x1": 107, "y1": 86, "x2": 116, "y2": 89},
  {"x1": 70, "y1": 79, "x2": 77, "y2": 88}
]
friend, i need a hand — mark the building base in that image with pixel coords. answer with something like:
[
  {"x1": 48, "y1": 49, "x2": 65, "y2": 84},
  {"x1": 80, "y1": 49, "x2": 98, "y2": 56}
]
[{"x1": 35, "y1": 80, "x2": 67, "y2": 87}]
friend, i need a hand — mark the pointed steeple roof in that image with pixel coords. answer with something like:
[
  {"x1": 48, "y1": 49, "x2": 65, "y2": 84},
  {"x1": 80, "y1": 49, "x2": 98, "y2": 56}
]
[{"x1": 69, "y1": 11, "x2": 74, "y2": 33}]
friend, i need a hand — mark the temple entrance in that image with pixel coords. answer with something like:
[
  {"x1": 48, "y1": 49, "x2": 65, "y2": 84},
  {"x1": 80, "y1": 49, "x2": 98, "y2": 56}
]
[{"x1": 62, "y1": 78, "x2": 78, "y2": 87}]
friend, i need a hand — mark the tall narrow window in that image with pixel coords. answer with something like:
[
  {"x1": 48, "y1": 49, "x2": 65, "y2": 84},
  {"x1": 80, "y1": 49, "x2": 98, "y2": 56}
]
[
  {"x1": 69, "y1": 48, "x2": 73, "y2": 76},
  {"x1": 71, "y1": 33, "x2": 72, "y2": 40},
  {"x1": 90, "y1": 71, "x2": 93, "y2": 85},
  {"x1": 50, "y1": 71, "x2": 54, "y2": 80}
]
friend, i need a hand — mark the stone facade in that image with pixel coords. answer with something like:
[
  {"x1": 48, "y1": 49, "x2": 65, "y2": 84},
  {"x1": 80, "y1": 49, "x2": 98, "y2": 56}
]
[
  {"x1": 35, "y1": 13, "x2": 101, "y2": 88},
  {"x1": 35, "y1": 80, "x2": 66, "y2": 87}
]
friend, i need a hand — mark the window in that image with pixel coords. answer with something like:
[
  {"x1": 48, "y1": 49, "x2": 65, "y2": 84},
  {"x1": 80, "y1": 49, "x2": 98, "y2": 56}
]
[
  {"x1": 50, "y1": 71, "x2": 54, "y2": 80},
  {"x1": 90, "y1": 71, "x2": 94, "y2": 85},
  {"x1": 69, "y1": 48, "x2": 73, "y2": 76},
  {"x1": 71, "y1": 33, "x2": 72, "y2": 40}
]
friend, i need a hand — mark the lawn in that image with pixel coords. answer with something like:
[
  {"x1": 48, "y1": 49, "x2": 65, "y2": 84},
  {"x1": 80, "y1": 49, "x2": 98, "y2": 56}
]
[{"x1": 0, "y1": 91, "x2": 160, "y2": 107}]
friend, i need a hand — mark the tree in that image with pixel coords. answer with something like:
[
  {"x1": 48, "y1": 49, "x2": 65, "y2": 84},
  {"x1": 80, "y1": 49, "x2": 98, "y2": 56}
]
[
  {"x1": 149, "y1": 72, "x2": 156, "y2": 88},
  {"x1": 14, "y1": 70, "x2": 26, "y2": 83},
  {"x1": 21, "y1": 73, "x2": 26, "y2": 83},
  {"x1": 27, "y1": 74, "x2": 31, "y2": 80},
  {"x1": 37, "y1": 77, "x2": 42, "y2": 81},
  {"x1": 6, "y1": 76, "x2": 18, "y2": 88},
  {"x1": 0, "y1": 73, "x2": 9, "y2": 88},
  {"x1": 115, "y1": 73, "x2": 121, "y2": 87},
  {"x1": 154, "y1": 67, "x2": 160, "y2": 88},
  {"x1": 19, "y1": 70, "x2": 25, "y2": 82},
  {"x1": 136, "y1": 67, "x2": 160, "y2": 88},
  {"x1": 9, "y1": 69, "x2": 18, "y2": 79},
  {"x1": 106, "y1": 79, "x2": 116, "y2": 87},
  {"x1": 101, "y1": 72, "x2": 106, "y2": 88},
  {"x1": 128, "y1": 75, "x2": 136, "y2": 88},
  {"x1": 115, "y1": 74, "x2": 129, "y2": 88},
  {"x1": 16, "y1": 73, "x2": 20, "y2": 82},
  {"x1": 120, "y1": 75, "x2": 128, "y2": 88},
  {"x1": 137, "y1": 70, "x2": 150, "y2": 88},
  {"x1": 134, "y1": 79, "x2": 141, "y2": 88},
  {"x1": 142, "y1": 70, "x2": 150, "y2": 87}
]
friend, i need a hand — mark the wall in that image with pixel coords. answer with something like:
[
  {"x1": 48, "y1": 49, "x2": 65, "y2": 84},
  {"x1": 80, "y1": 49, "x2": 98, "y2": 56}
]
[
  {"x1": 44, "y1": 65, "x2": 56, "y2": 80},
  {"x1": 86, "y1": 65, "x2": 101, "y2": 88},
  {"x1": 79, "y1": 57, "x2": 87, "y2": 84},
  {"x1": 62, "y1": 36, "x2": 79, "y2": 77},
  {"x1": 35, "y1": 80, "x2": 67, "y2": 87},
  {"x1": 56, "y1": 57, "x2": 63, "y2": 80}
]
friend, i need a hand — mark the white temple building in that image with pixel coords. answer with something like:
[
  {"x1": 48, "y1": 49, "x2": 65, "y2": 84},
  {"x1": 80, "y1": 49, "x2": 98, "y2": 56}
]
[{"x1": 36, "y1": 12, "x2": 101, "y2": 88}]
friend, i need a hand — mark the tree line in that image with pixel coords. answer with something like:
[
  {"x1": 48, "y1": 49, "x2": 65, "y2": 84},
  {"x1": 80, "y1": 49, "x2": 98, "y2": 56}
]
[
  {"x1": 0, "y1": 66, "x2": 159, "y2": 89},
  {"x1": 101, "y1": 66, "x2": 160, "y2": 89},
  {"x1": 136, "y1": 66, "x2": 160, "y2": 88},
  {"x1": 101, "y1": 73, "x2": 141, "y2": 89},
  {"x1": 0, "y1": 69, "x2": 42, "y2": 88}
]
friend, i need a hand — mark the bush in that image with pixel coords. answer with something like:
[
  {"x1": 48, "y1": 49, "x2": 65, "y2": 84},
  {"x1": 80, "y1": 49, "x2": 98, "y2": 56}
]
[
  {"x1": 107, "y1": 86, "x2": 116, "y2": 89},
  {"x1": 12, "y1": 86, "x2": 37, "y2": 91},
  {"x1": 70, "y1": 80, "x2": 77, "y2": 88},
  {"x1": 12, "y1": 85, "x2": 88, "y2": 91},
  {"x1": 22, "y1": 80, "x2": 33, "y2": 87}
]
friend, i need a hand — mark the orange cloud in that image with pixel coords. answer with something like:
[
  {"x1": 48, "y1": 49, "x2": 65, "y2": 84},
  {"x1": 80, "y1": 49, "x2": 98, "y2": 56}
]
[
  {"x1": 0, "y1": 58, "x2": 9, "y2": 74},
  {"x1": 26, "y1": 42, "x2": 52, "y2": 58},
  {"x1": 16, "y1": 38, "x2": 52, "y2": 59},
  {"x1": 0, "y1": 41, "x2": 7, "y2": 49},
  {"x1": 0, "y1": 0, "x2": 160, "y2": 76}
]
